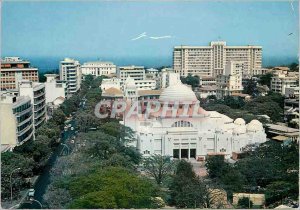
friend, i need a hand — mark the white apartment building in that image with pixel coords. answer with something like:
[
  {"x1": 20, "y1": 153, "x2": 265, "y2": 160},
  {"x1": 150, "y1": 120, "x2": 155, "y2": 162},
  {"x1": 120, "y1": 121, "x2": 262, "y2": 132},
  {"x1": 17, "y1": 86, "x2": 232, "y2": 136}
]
[
  {"x1": 0, "y1": 92, "x2": 34, "y2": 147},
  {"x1": 44, "y1": 74, "x2": 67, "y2": 104},
  {"x1": 173, "y1": 41, "x2": 262, "y2": 78},
  {"x1": 59, "y1": 58, "x2": 81, "y2": 96},
  {"x1": 161, "y1": 72, "x2": 180, "y2": 88},
  {"x1": 216, "y1": 61, "x2": 243, "y2": 99},
  {"x1": 118, "y1": 65, "x2": 145, "y2": 85},
  {"x1": 199, "y1": 77, "x2": 216, "y2": 86},
  {"x1": 271, "y1": 73, "x2": 299, "y2": 95},
  {"x1": 19, "y1": 81, "x2": 46, "y2": 129},
  {"x1": 81, "y1": 61, "x2": 116, "y2": 77}
]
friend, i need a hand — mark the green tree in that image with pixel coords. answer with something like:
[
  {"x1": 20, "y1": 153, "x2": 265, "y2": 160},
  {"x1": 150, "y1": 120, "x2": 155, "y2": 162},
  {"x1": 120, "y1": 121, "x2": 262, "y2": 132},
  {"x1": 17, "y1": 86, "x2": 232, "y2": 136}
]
[
  {"x1": 205, "y1": 155, "x2": 229, "y2": 179},
  {"x1": 237, "y1": 197, "x2": 253, "y2": 209},
  {"x1": 181, "y1": 74, "x2": 200, "y2": 88},
  {"x1": 67, "y1": 167, "x2": 158, "y2": 209},
  {"x1": 143, "y1": 155, "x2": 174, "y2": 185},
  {"x1": 259, "y1": 73, "x2": 273, "y2": 87}
]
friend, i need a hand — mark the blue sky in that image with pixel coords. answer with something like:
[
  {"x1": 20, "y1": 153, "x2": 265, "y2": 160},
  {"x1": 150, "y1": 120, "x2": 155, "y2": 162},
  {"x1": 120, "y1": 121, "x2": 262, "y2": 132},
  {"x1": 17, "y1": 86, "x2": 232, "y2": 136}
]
[{"x1": 2, "y1": 1, "x2": 299, "y2": 68}]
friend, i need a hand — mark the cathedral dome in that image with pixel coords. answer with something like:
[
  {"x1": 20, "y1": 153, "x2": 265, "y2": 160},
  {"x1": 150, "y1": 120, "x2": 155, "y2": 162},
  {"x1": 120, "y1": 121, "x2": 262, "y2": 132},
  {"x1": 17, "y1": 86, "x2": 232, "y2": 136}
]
[
  {"x1": 159, "y1": 82, "x2": 198, "y2": 103},
  {"x1": 233, "y1": 126, "x2": 246, "y2": 134},
  {"x1": 234, "y1": 118, "x2": 246, "y2": 125}
]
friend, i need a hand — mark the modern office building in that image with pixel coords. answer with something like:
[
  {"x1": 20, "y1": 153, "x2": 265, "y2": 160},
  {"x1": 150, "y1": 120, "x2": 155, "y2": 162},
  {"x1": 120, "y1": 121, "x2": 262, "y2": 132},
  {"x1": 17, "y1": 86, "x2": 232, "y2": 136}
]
[
  {"x1": 216, "y1": 61, "x2": 243, "y2": 99},
  {"x1": 0, "y1": 57, "x2": 39, "y2": 91},
  {"x1": 19, "y1": 81, "x2": 46, "y2": 129},
  {"x1": 59, "y1": 58, "x2": 81, "y2": 96},
  {"x1": 118, "y1": 65, "x2": 146, "y2": 85},
  {"x1": 81, "y1": 61, "x2": 116, "y2": 77},
  {"x1": 173, "y1": 41, "x2": 262, "y2": 78},
  {"x1": 271, "y1": 73, "x2": 299, "y2": 95},
  {"x1": 0, "y1": 92, "x2": 34, "y2": 147}
]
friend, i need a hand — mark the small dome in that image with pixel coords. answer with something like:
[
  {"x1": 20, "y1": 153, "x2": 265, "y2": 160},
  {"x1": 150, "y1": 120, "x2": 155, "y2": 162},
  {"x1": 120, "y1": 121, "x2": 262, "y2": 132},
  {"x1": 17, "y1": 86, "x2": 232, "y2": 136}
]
[
  {"x1": 247, "y1": 120, "x2": 263, "y2": 132},
  {"x1": 159, "y1": 82, "x2": 197, "y2": 103},
  {"x1": 234, "y1": 118, "x2": 246, "y2": 125}
]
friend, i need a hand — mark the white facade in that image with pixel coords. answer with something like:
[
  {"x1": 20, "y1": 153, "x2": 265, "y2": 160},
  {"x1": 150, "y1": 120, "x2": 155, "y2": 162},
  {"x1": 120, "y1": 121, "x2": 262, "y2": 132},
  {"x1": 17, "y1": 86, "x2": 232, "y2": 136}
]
[
  {"x1": 118, "y1": 65, "x2": 145, "y2": 85},
  {"x1": 173, "y1": 41, "x2": 262, "y2": 77},
  {"x1": 101, "y1": 78, "x2": 122, "y2": 91},
  {"x1": 216, "y1": 61, "x2": 243, "y2": 99},
  {"x1": 59, "y1": 58, "x2": 81, "y2": 96},
  {"x1": 44, "y1": 74, "x2": 67, "y2": 104},
  {"x1": 0, "y1": 92, "x2": 34, "y2": 147},
  {"x1": 271, "y1": 73, "x2": 299, "y2": 95},
  {"x1": 19, "y1": 80, "x2": 46, "y2": 129},
  {"x1": 81, "y1": 61, "x2": 116, "y2": 76},
  {"x1": 122, "y1": 82, "x2": 267, "y2": 159},
  {"x1": 285, "y1": 86, "x2": 299, "y2": 98},
  {"x1": 161, "y1": 72, "x2": 180, "y2": 88}
]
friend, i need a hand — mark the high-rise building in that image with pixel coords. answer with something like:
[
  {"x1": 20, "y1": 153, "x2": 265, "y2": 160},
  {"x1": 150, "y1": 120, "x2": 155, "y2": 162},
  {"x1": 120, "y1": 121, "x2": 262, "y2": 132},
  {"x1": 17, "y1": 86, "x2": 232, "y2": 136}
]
[
  {"x1": 0, "y1": 92, "x2": 34, "y2": 147},
  {"x1": 216, "y1": 61, "x2": 243, "y2": 99},
  {"x1": 59, "y1": 58, "x2": 81, "y2": 96},
  {"x1": 0, "y1": 57, "x2": 39, "y2": 91},
  {"x1": 173, "y1": 41, "x2": 262, "y2": 78},
  {"x1": 19, "y1": 80, "x2": 46, "y2": 129},
  {"x1": 81, "y1": 61, "x2": 116, "y2": 77}
]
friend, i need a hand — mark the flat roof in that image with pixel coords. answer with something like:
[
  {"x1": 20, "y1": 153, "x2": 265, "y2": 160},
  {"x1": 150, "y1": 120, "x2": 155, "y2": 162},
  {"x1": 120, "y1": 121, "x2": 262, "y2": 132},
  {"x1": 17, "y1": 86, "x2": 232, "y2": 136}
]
[{"x1": 266, "y1": 124, "x2": 299, "y2": 133}]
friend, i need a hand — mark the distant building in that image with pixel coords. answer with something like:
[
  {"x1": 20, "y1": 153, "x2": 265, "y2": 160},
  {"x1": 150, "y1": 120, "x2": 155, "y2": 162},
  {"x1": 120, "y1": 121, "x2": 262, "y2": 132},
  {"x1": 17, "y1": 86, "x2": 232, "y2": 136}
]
[
  {"x1": 59, "y1": 58, "x2": 81, "y2": 96},
  {"x1": 0, "y1": 57, "x2": 39, "y2": 91},
  {"x1": 200, "y1": 77, "x2": 216, "y2": 86},
  {"x1": 216, "y1": 61, "x2": 243, "y2": 99},
  {"x1": 44, "y1": 74, "x2": 67, "y2": 104},
  {"x1": 285, "y1": 86, "x2": 299, "y2": 98},
  {"x1": 173, "y1": 41, "x2": 262, "y2": 77},
  {"x1": 0, "y1": 92, "x2": 34, "y2": 147},
  {"x1": 146, "y1": 68, "x2": 159, "y2": 76},
  {"x1": 118, "y1": 65, "x2": 145, "y2": 85},
  {"x1": 19, "y1": 80, "x2": 47, "y2": 129},
  {"x1": 101, "y1": 78, "x2": 122, "y2": 91},
  {"x1": 198, "y1": 85, "x2": 217, "y2": 99},
  {"x1": 81, "y1": 61, "x2": 116, "y2": 77},
  {"x1": 161, "y1": 71, "x2": 180, "y2": 88},
  {"x1": 271, "y1": 73, "x2": 298, "y2": 95}
]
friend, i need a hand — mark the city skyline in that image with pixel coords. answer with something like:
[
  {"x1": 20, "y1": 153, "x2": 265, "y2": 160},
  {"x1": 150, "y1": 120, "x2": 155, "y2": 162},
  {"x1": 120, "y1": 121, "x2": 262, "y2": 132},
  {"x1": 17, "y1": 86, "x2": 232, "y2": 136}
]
[{"x1": 2, "y1": 1, "x2": 299, "y2": 69}]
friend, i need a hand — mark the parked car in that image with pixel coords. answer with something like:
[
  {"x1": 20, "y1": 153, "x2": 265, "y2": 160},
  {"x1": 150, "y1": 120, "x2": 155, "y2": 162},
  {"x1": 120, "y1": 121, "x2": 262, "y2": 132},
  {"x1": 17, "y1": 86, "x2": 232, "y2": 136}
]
[{"x1": 28, "y1": 189, "x2": 35, "y2": 197}]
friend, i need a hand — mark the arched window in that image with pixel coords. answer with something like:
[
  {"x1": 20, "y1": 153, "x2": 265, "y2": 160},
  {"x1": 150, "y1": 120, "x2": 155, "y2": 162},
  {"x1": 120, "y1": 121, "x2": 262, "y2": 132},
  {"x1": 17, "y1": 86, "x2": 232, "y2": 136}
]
[{"x1": 171, "y1": 120, "x2": 193, "y2": 128}]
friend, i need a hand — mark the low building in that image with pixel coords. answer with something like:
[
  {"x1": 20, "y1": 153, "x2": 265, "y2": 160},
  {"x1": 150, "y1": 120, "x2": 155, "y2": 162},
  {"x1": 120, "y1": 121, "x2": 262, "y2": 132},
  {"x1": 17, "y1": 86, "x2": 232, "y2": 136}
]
[
  {"x1": 198, "y1": 85, "x2": 217, "y2": 99},
  {"x1": 200, "y1": 77, "x2": 216, "y2": 86},
  {"x1": 285, "y1": 86, "x2": 299, "y2": 98},
  {"x1": 146, "y1": 68, "x2": 159, "y2": 76},
  {"x1": 19, "y1": 80, "x2": 46, "y2": 129},
  {"x1": 0, "y1": 92, "x2": 34, "y2": 147},
  {"x1": 271, "y1": 73, "x2": 298, "y2": 95},
  {"x1": 44, "y1": 74, "x2": 67, "y2": 104},
  {"x1": 265, "y1": 123, "x2": 299, "y2": 142},
  {"x1": 101, "y1": 77, "x2": 121, "y2": 91},
  {"x1": 81, "y1": 61, "x2": 116, "y2": 77},
  {"x1": 233, "y1": 193, "x2": 265, "y2": 207}
]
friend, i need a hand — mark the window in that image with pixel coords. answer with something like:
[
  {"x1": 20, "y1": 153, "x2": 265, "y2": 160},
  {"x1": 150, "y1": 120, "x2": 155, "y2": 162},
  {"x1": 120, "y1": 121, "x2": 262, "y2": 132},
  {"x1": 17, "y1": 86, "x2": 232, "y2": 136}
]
[{"x1": 171, "y1": 120, "x2": 193, "y2": 127}]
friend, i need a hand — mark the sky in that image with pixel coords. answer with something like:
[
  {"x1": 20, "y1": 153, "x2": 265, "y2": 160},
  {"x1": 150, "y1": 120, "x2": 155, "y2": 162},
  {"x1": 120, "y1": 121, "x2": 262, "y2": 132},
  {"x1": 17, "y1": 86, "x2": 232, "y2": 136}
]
[{"x1": 2, "y1": 1, "x2": 299, "y2": 69}]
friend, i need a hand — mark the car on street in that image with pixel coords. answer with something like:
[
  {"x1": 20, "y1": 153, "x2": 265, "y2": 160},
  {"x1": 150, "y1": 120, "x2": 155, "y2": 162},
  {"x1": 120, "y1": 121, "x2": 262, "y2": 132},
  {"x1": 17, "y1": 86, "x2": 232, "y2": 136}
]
[{"x1": 28, "y1": 189, "x2": 35, "y2": 197}]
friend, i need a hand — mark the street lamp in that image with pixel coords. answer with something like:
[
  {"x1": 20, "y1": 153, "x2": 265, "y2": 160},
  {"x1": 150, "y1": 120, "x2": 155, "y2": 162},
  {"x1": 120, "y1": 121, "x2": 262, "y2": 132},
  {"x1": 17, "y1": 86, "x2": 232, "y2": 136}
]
[
  {"x1": 10, "y1": 167, "x2": 21, "y2": 202},
  {"x1": 29, "y1": 198, "x2": 43, "y2": 208}
]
